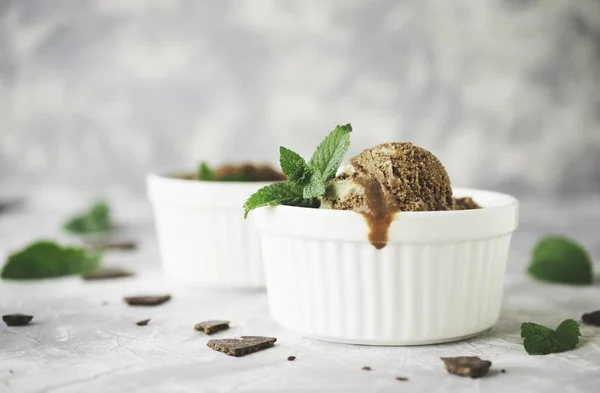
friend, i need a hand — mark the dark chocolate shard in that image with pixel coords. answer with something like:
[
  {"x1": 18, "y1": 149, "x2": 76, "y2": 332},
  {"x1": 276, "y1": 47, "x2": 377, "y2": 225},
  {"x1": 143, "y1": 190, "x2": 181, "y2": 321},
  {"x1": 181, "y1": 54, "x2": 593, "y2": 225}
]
[
  {"x1": 194, "y1": 320, "x2": 230, "y2": 335},
  {"x1": 136, "y1": 319, "x2": 151, "y2": 326},
  {"x1": 2, "y1": 314, "x2": 33, "y2": 326},
  {"x1": 441, "y1": 357, "x2": 492, "y2": 379},
  {"x1": 85, "y1": 239, "x2": 137, "y2": 251},
  {"x1": 83, "y1": 268, "x2": 134, "y2": 281},
  {"x1": 207, "y1": 336, "x2": 276, "y2": 357},
  {"x1": 582, "y1": 310, "x2": 600, "y2": 326},
  {"x1": 362, "y1": 366, "x2": 371, "y2": 371},
  {"x1": 124, "y1": 295, "x2": 171, "y2": 306},
  {"x1": 287, "y1": 356, "x2": 296, "y2": 361},
  {"x1": 395, "y1": 377, "x2": 409, "y2": 381}
]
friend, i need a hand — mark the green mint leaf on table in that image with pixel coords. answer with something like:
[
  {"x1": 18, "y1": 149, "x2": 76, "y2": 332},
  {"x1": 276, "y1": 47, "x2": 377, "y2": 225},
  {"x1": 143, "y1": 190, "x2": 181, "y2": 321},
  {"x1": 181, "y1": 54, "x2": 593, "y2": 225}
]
[
  {"x1": 528, "y1": 236, "x2": 593, "y2": 284},
  {"x1": 243, "y1": 182, "x2": 302, "y2": 218},
  {"x1": 279, "y1": 146, "x2": 311, "y2": 184},
  {"x1": 243, "y1": 124, "x2": 352, "y2": 218},
  {"x1": 308, "y1": 124, "x2": 352, "y2": 180},
  {"x1": 198, "y1": 162, "x2": 216, "y2": 180},
  {"x1": 521, "y1": 319, "x2": 581, "y2": 355},
  {"x1": 1, "y1": 241, "x2": 102, "y2": 280},
  {"x1": 64, "y1": 201, "x2": 111, "y2": 234}
]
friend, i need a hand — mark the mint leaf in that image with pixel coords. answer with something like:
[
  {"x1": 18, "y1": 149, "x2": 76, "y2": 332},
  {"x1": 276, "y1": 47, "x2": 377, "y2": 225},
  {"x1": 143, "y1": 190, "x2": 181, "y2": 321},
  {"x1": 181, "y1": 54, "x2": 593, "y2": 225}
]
[
  {"x1": 303, "y1": 169, "x2": 326, "y2": 199},
  {"x1": 308, "y1": 124, "x2": 352, "y2": 181},
  {"x1": 64, "y1": 201, "x2": 111, "y2": 234},
  {"x1": 521, "y1": 319, "x2": 581, "y2": 355},
  {"x1": 243, "y1": 182, "x2": 302, "y2": 218},
  {"x1": 1, "y1": 241, "x2": 102, "y2": 280},
  {"x1": 528, "y1": 236, "x2": 593, "y2": 284},
  {"x1": 198, "y1": 162, "x2": 216, "y2": 180},
  {"x1": 279, "y1": 146, "x2": 311, "y2": 184}
]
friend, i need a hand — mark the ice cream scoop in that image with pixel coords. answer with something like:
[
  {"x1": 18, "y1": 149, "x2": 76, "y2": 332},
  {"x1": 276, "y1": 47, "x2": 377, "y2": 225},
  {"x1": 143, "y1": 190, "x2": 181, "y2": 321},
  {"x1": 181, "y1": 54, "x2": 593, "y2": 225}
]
[{"x1": 321, "y1": 142, "x2": 453, "y2": 248}]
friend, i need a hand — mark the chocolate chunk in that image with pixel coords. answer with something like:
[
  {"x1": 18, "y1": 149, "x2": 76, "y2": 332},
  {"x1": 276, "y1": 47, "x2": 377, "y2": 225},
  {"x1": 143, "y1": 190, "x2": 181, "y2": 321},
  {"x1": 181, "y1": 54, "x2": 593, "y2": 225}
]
[
  {"x1": 83, "y1": 268, "x2": 134, "y2": 281},
  {"x1": 395, "y1": 377, "x2": 409, "y2": 381},
  {"x1": 287, "y1": 356, "x2": 296, "y2": 361},
  {"x1": 501, "y1": 369, "x2": 506, "y2": 373},
  {"x1": 362, "y1": 366, "x2": 371, "y2": 371},
  {"x1": 441, "y1": 357, "x2": 492, "y2": 379},
  {"x1": 124, "y1": 295, "x2": 171, "y2": 306},
  {"x1": 2, "y1": 314, "x2": 33, "y2": 326},
  {"x1": 582, "y1": 310, "x2": 600, "y2": 326},
  {"x1": 85, "y1": 239, "x2": 137, "y2": 251},
  {"x1": 194, "y1": 320, "x2": 230, "y2": 335},
  {"x1": 207, "y1": 336, "x2": 276, "y2": 357},
  {"x1": 136, "y1": 319, "x2": 150, "y2": 326}
]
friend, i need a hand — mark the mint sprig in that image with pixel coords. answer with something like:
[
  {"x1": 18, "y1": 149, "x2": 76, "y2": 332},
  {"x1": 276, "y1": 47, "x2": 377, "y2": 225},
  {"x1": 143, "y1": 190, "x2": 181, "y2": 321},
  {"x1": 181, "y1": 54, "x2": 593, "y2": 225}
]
[
  {"x1": 528, "y1": 236, "x2": 593, "y2": 285},
  {"x1": 64, "y1": 201, "x2": 111, "y2": 234},
  {"x1": 198, "y1": 162, "x2": 216, "y2": 180},
  {"x1": 1, "y1": 241, "x2": 102, "y2": 280},
  {"x1": 243, "y1": 124, "x2": 352, "y2": 218},
  {"x1": 521, "y1": 319, "x2": 581, "y2": 355}
]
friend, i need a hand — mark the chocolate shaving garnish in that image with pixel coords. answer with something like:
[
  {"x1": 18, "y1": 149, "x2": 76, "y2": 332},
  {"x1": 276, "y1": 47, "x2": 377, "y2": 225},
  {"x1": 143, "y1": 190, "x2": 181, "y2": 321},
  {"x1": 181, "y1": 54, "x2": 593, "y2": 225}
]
[
  {"x1": 453, "y1": 197, "x2": 481, "y2": 210},
  {"x1": 362, "y1": 366, "x2": 372, "y2": 371},
  {"x1": 194, "y1": 320, "x2": 230, "y2": 335},
  {"x1": 2, "y1": 314, "x2": 33, "y2": 326},
  {"x1": 287, "y1": 356, "x2": 296, "y2": 361},
  {"x1": 83, "y1": 268, "x2": 134, "y2": 280},
  {"x1": 582, "y1": 310, "x2": 600, "y2": 326},
  {"x1": 136, "y1": 319, "x2": 151, "y2": 326},
  {"x1": 441, "y1": 357, "x2": 492, "y2": 379},
  {"x1": 395, "y1": 377, "x2": 409, "y2": 381},
  {"x1": 207, "y1": 336, "x2": 276, "y2": 357},
  {"x1": 124, "y1": 295, "x2": 171, "y2": 306}
]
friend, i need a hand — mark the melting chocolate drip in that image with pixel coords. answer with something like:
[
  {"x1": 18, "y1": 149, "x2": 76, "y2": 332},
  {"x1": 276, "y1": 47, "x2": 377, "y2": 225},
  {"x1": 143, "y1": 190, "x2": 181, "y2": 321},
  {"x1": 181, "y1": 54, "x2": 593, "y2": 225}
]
[{"x1": 355, "y1": 177, "x2": 398, "y2": 250}]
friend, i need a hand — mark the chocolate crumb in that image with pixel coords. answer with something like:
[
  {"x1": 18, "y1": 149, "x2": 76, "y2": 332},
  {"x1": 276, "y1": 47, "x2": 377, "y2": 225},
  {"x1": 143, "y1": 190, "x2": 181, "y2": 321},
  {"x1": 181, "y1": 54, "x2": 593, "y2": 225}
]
[
  {"x1": 441, "y1": 357, "x2": 492, "y2": 379},
  {"x1": 207, "y1": 336, "x2": 277, "y2": 357},
  {"x1": 136, "y1": 319, "x2": 150, "y2": 326},
  {"x1": 362, "y1": 366, "x2": 372, "y2": 371},
  {"x1": 501, "y1": 369, "x2": 506, "y2": 373},
  {"x1": 194, "y1": 320, "x2": 230, "y2": 335},
  {"x1": 395, "y1": 376, "x2": 409, "y2": 381},
  {"x1": 83, "y1": 268, "x2": 134, "y2": 281},
  {"x1": 124, "y1": 295, "x2": 171, "y2": 306},
  {"x1": 453, "y1": 197, "x2": 481, "y2": 210},
  {"x1": 9, "y1": 370, "x2": 13, "y2": 374},
  {"x1": 287, "y1": 356, "x2": 296, "y2": 361},
  {"x1": 582, "y1": 310, "x2": 600, "y2": 326},
  {"x1": 101, "y1": 301, "x2": 109, "y2": 306},
  {"x1": 2, "y1": 314, "x2": 33, "y2": 327}
]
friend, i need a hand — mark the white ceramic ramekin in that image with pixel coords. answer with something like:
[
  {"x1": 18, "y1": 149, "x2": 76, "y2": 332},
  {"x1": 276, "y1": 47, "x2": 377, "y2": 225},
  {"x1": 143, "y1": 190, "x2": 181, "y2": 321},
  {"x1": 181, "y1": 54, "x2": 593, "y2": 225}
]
[
  {"x1": 253, "y1": 188, "x2": 519, "y2": 345},
  {"x1": 147, "y1": 173, "x2": 272, "y2": 288}
]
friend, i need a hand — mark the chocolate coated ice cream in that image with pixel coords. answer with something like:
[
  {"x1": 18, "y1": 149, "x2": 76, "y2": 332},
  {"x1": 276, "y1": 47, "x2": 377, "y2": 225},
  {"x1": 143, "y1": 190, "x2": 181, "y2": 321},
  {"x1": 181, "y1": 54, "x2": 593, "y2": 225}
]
[{"x1": 321, "y1": 142, "x2": 454, "y2": 248}]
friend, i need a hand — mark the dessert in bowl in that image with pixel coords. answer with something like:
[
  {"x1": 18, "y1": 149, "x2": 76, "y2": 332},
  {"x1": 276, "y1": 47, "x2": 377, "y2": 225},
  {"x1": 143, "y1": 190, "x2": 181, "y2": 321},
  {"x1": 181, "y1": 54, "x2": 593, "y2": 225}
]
[
  {"x1": 147, "y1": 163, "x2": 284, "y2": 288},
  {"x1": 246, "y1": 125, "x2": 519, "y2": 345}
]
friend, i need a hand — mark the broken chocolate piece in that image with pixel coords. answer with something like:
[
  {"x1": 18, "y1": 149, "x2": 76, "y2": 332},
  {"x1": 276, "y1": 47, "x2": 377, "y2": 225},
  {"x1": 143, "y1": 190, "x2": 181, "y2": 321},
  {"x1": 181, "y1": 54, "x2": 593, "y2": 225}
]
[
  {"x1": 395, "y1": 377, "x2": 409, "y2": 381},
  {"x1": 287, "y1": 356, "x2": 296, "y2": 361},
  {"x1": 136, "y1": 319, "x2": 150, "y2": 326},
  {"x1": 582, "y1": 310, "x2": 600, "y2": 326},
  {"x1": 207, "y1": 336, "x2": 276, "y2": 357},
  {"x1": 441, "y1": 357, "x2": 492, "y2": 379},
  {"x1": 453, "y1": 197, "x2": 481, "y2": 210},
  {"x1": 124, "y1": 295, "x2": 171, "y2": 306},
  {"x1": 501, "y1": 369, "x2": 506, "y2": 373},
  {"x1": 194, "y1": 320, "x2": 230, "y2": 335},
  {"x1": 362, "y1": 366, "x2": 371, "y2": 371},
  {"x1": 2, "y1": 314, "x2": 33, "y2": 327},
  {"x1": 83, "y1": 268, "x2": 134, "y2": 280}
]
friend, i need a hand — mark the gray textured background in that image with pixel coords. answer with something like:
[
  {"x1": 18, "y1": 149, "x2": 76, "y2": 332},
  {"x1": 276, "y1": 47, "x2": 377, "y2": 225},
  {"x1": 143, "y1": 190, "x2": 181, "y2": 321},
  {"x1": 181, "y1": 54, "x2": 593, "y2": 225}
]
[{"x1": 1, "y1": 0, "x2": 599, "y2": 197}]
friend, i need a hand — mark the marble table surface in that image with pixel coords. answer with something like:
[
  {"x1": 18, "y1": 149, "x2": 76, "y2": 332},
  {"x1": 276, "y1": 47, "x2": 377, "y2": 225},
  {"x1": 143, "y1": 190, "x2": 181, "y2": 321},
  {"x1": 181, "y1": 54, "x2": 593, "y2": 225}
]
[{"x1": 0, "y1": 189, "x2": 599, "y2": 393}]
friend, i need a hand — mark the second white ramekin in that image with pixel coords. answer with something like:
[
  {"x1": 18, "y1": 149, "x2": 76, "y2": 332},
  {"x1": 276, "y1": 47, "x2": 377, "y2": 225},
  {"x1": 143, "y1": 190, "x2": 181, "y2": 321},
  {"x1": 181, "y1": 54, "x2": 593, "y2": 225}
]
[
  {"x1": 253, "y1": 188, "x2": 519, "y2": 345},
  {"x1": 147, "y1": 173, "x2": 273, "y2": 288}
]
